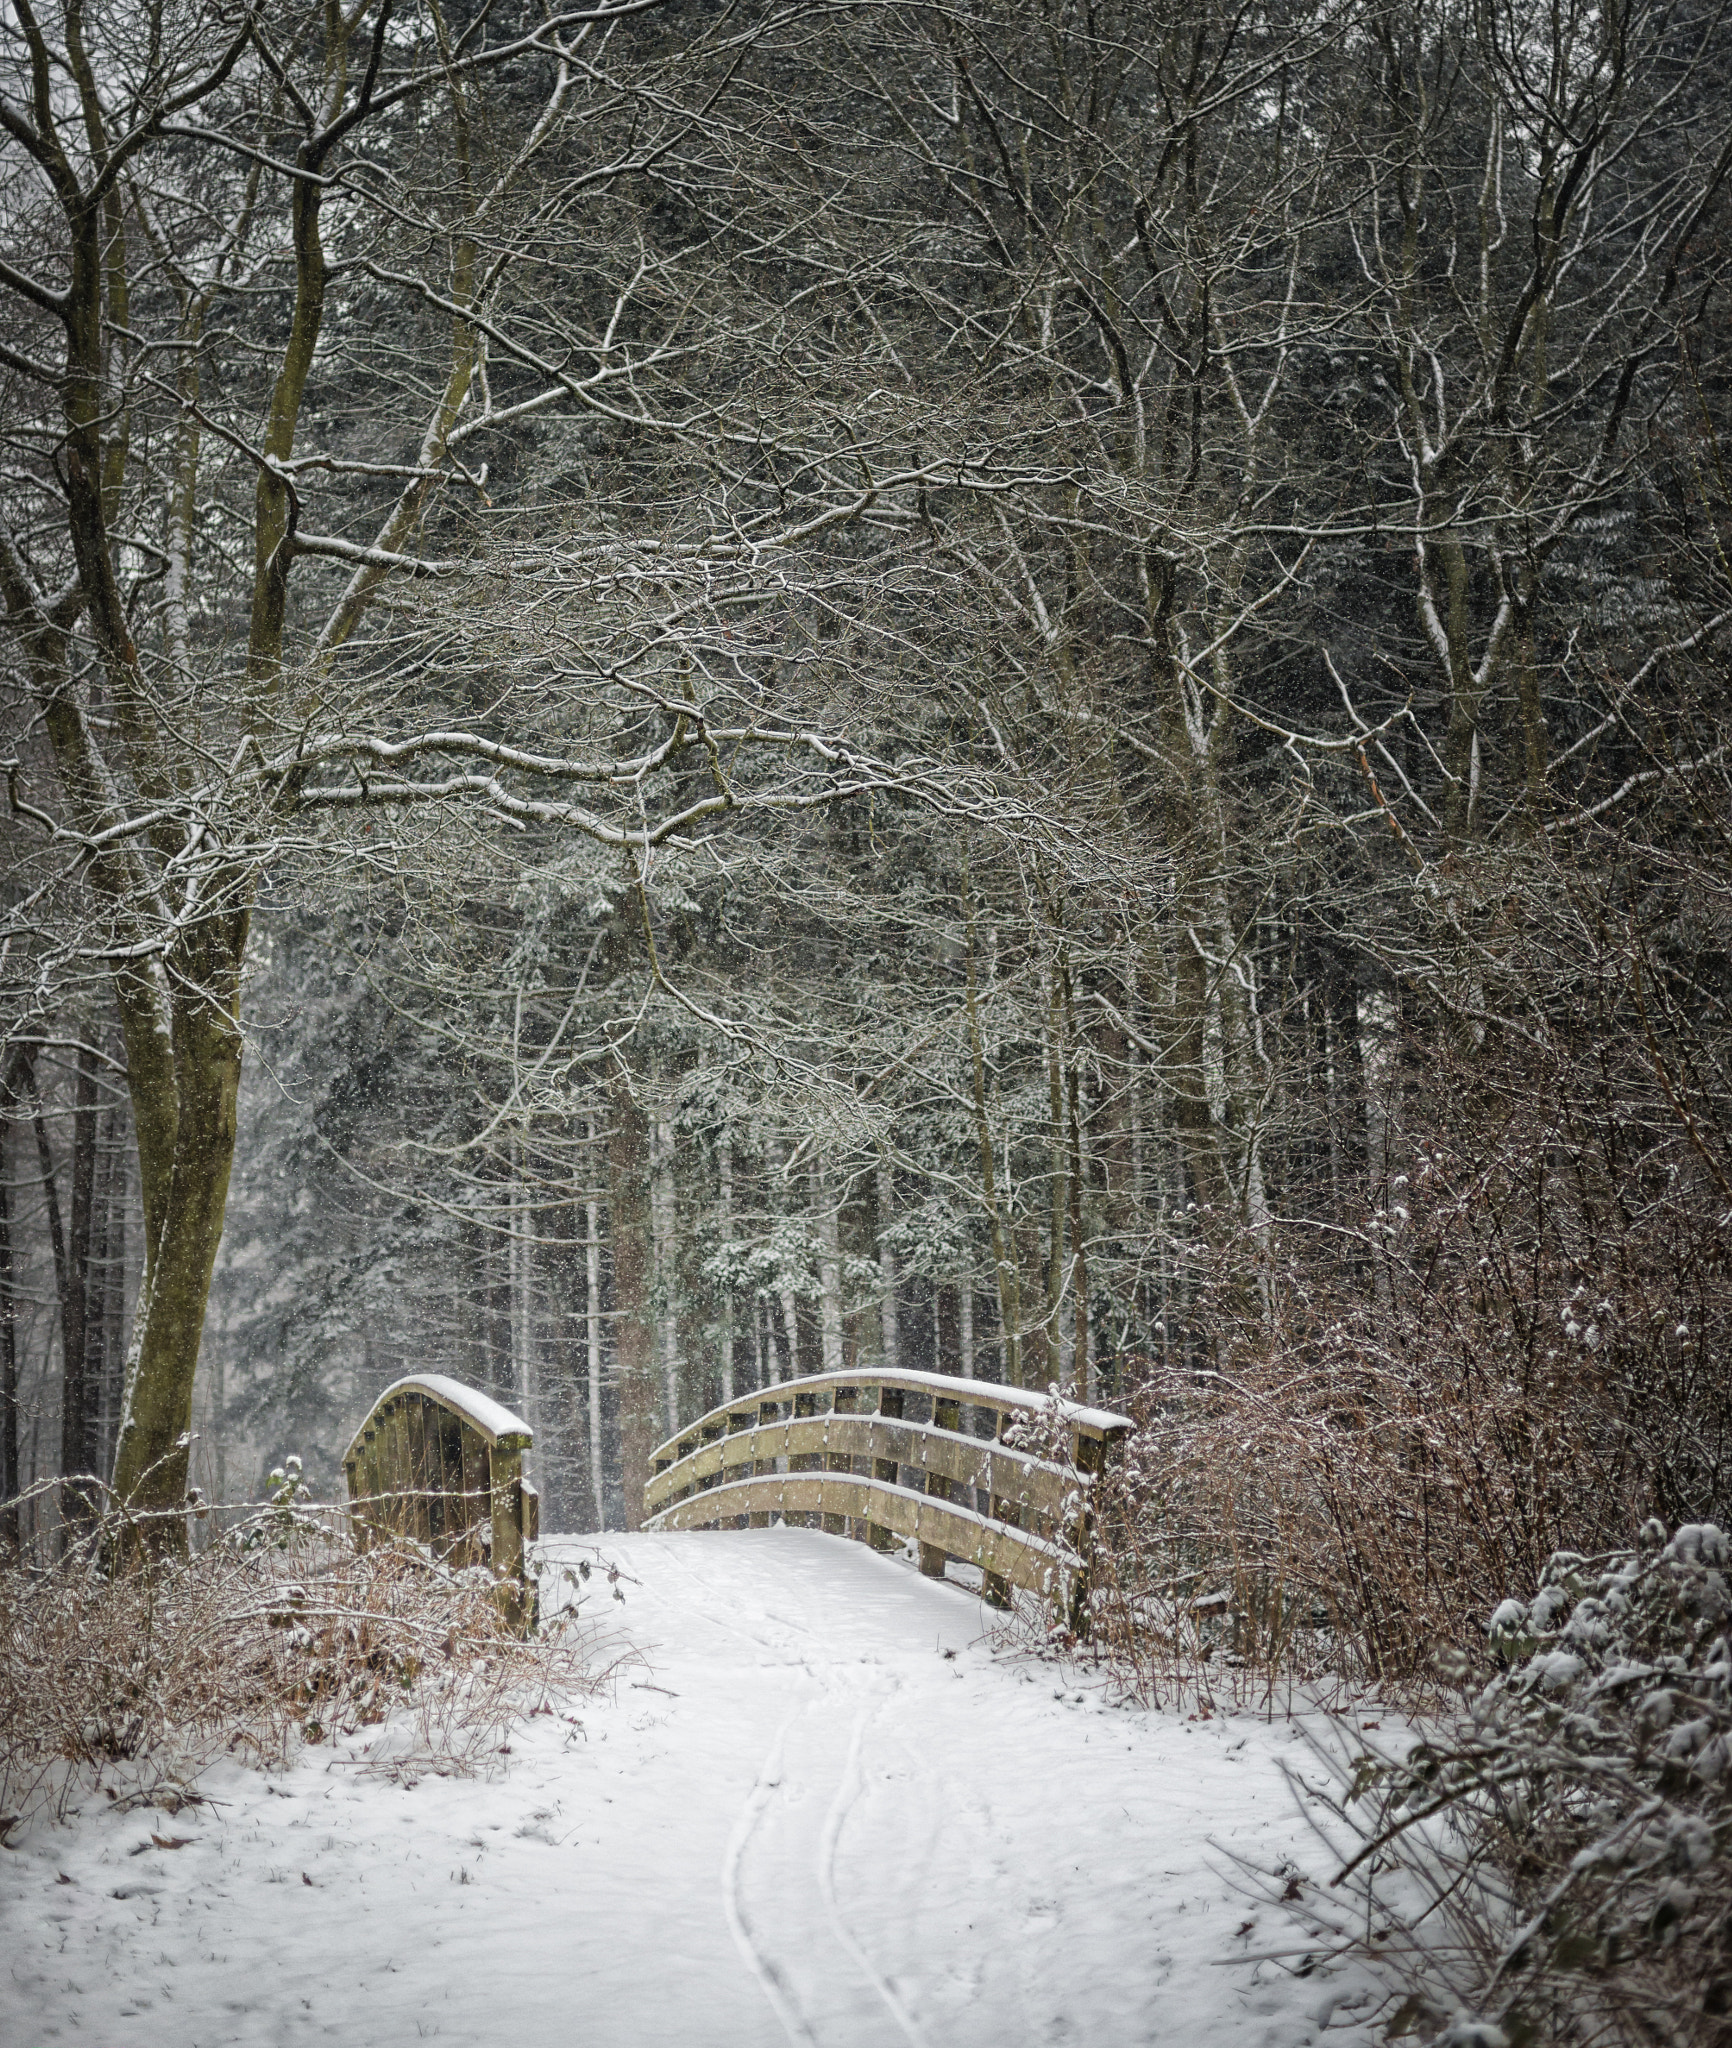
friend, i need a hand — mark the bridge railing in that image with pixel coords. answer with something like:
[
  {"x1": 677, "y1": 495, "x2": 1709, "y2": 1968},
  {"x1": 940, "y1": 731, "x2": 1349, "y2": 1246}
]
[
  {"x1": 341, "y1": 1375, "x2": 539, "y2": 1615},
  {"x1": 643, "y1": 1368, "x2": 1131, "y2": 1623}
]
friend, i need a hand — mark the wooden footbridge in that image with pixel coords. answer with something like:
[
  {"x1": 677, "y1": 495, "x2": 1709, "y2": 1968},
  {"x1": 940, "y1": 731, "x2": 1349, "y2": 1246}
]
[
  {"x1": 645, "y1": 1369, "x2": 1131, "y2": 1622},
  {"x1": 341, "y1": 1367, "x2": 1131, "y2": 1627}
]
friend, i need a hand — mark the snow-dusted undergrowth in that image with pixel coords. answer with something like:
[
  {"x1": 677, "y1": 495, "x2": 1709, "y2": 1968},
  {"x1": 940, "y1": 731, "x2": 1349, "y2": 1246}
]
[
  {"x1": 0, "y1": 1485, "x2": 608, "y2": 1834},
  {"x1": 1279, "y1": 1523, "x2": 1732, "y2": 2048}
]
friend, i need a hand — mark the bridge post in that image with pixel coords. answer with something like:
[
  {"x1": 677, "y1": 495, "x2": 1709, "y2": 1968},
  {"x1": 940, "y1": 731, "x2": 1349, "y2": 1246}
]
[
  {"x1": 489, "y1": 1443, "x2": 522, "y2": 1582},
  {"x1": 341, "y1": 1376, "x2": 538, "y2": 1629}
]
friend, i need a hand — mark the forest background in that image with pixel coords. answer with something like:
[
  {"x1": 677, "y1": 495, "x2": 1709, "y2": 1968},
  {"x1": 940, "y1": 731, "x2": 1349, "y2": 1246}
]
[{"x1": 1, "y1": 0, "x2": 1729, "y2": 1685}]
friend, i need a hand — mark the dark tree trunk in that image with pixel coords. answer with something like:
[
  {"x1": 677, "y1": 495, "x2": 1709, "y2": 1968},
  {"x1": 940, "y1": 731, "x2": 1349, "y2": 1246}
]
[
  {"x1": 0, "y1": 1108, "x2": 17, "y2": 1550},
  {"x1": 609, "y1": 1073, "x2": 656, "y2": 1528},
  {"x1": 62, "y1": 1042, "x2": 99, "y2": 1503}
]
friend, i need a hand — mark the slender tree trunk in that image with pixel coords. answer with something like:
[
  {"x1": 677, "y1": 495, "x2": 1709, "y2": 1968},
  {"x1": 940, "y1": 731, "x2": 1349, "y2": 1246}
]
[
  {"x1": 962, "y1": 877, "x2": 1020, "y2": 1385},
  {"x1": 816, "y1": 1166, "x2": 844, "y2": 1376},
  {"x1": 508, "y1": 1131, "x2": 536, "y2": 1487},
  {"x1": 100, "y1": 1104, "x2": 128, "y2": 1478},
  {"x1": 62, "y1": 1043, "x2": 99, "y2": 1507},
  {"x1": 585, "y1": 1111, "x2": 606, "y2": 1530},
  {"x1": 28, "y1": 1060, "x2": 77, "y2": 1537},
  {"x1": 779, "y1": 1287, "x2": 801, "y2": 1385},
  {"x1": 82, "y1": 1090, "x2": 113, "y2": 1482},
  {"x1": 1043, "y1": 984, "x2": 1066, "y2": 1385},
  {"x1": 651, "y1": 1111, "x2": 679, "y2": 1434},
  {"x1": 1062, "y1": 963, "x2": 1092, "y2": 1402},
  {"x1": 720, "y1": 1138, "x2": 741, "y2": 1409},
  {"x1": 609, "y1": 1075, "x2": 656, "y2": 1528},
  {"x1": 1357, "y1": 986, "x2": 1399, "y2": 1311},
  {"x1": 0, "y1": 1111, "x2": 16, "y2": 1551},
  {"x1": 876, "y1": 1161, "x2": 901, "y2": 1371}
]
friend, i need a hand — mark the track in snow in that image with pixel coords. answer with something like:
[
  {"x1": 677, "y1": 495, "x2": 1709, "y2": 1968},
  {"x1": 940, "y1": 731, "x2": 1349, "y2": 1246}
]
[{"x1": 0, "y1": 1527, "x2": 1385, "y2": 2047}]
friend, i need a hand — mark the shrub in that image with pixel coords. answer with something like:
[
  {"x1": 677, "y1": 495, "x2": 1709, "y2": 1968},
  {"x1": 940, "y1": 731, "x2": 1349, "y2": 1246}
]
[
  {"x1": 0, "y1": 1482, "x2": 614, "y2": 1835},
  {"x1": 1283, "y1": 1523, "x2": 1732, "y2": 2048}
]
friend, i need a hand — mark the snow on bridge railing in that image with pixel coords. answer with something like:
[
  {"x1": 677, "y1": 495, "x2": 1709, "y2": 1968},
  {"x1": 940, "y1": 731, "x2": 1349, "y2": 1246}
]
[
  {"x1": 341, "y1": 1374, "x2": 539, "y2": 1622},
  {"x1": 642, "y1": 1369, "x2": 1131, "y2": 1626}
]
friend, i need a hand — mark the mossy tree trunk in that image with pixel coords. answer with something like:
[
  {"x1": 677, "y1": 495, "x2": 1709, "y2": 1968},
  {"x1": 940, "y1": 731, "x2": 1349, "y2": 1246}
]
[{"x1": 0, "y1": 2, "x2": 482, "y2": 1545}]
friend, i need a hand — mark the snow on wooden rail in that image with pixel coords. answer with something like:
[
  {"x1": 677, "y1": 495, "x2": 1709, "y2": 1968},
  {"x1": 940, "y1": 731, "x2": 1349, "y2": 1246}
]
[
  {"x1": 643, "y1": 1369, "x2": 1131, "y2": 1621},
  {"x1": 340, "y1": 1375, "x2": 539, "y2": 1616}
]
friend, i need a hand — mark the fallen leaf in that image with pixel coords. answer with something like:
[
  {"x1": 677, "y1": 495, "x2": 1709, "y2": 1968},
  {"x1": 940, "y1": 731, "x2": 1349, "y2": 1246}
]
[{"x1": 151, "y1": 1834, "x2": 194, "y2": 1851}]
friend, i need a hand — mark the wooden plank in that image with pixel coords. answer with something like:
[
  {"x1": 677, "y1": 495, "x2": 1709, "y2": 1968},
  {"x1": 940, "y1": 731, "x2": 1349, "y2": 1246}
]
[
  {"x1": 648, "y1": 1472, "x2": 1081, "y2": 1602},
  {"x1": 407, "y1": 1395, "x2": 432, "y2": 1544},
  {"x1": 641, "y1": 1367, "x2": 1129, "y2": 1468},
  {"x1": 379, "y1": 1405, "x2": 401, "y2": 1536},
  {"x1": 460, "y1": 1422, "x2": 488, "y2": 1563},
  {"x1": 488, "y1": 1444, "x2": 522, "y2": 1580},
  {"x1": 643, "y1": 1412, "x2": 1076, "y2": 1528}
]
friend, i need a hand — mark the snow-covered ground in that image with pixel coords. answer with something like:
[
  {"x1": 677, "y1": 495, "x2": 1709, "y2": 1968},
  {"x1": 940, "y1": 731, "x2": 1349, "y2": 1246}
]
[{"x1": 2, "y1": 1528, "x2": 1385, "y2": 2046}]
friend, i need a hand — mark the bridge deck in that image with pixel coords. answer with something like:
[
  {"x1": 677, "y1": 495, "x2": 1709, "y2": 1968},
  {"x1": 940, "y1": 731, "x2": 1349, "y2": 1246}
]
[{"x1": 0, "y1": 1529, "x2": 1380, "y2": 2047}]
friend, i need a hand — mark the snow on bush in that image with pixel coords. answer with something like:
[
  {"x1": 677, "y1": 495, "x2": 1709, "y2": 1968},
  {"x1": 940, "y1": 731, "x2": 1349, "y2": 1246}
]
[{"x1": 1292, "y1": 1522, "x2": 1732, "y2": 2048}]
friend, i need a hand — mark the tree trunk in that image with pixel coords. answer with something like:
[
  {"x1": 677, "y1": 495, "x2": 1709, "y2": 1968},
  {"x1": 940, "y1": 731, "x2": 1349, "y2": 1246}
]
[
  {"x1": 1043, "y1": 994, "x2": 1066, "y2": 1386},
  {"x1": 61, "y1": 1043, "x2": 100, "y2": 1516},
  {"x1": 81, "y1": 1077, "x2": 113, "y2": 1483},
  {"x1": 98, "y1": 1103, "x2": 128, "y2": 1478},
  {"x1": 779, "y1": 1287, "x2": 801, "y2": 1384},
  {"x1": 1357, "y1": 986, "x2": 1399, "y2": 1312},
  {"x1": 962, "y1": 881, "x2": 1020, "y2": 1384},
  {"x1": 110, "y1": 964, "x2": 245, "y2": 1536},
  {"x1": 717, "y1": 1131, "x2": 736, "y2": 1403},
  {"x1": 608, "y1": 1075, "x2": 656, "y2": 1528},
  {"x1": 585, "y1": 1111, "x2": 606, "y2": 1530},
  {"x1": 1062, "y1": 964, "x2": 1092, "y2": 1403},
  {"x1": 876, "y1": 1161, "x2": 901, "y2": 1371},
  {"x1": 816, "y1": 1167, "x2": 845, "y2": 1375},
  {"x1": 0, "y1": 1108, "x2": 17, "y2": 1551},
  {"x1": 651, "y1": 1111, "x2": 680, "y2": 1435},
  {"x1": 508, "y1": 1130, "x2": 536, "y2": 1490}
]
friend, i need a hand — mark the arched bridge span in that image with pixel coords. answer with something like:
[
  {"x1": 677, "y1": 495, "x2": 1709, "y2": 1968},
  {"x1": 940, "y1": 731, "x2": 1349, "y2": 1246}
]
[{"x1": 644, "y1": 1369, "x2": 1130, "y2": 1618}]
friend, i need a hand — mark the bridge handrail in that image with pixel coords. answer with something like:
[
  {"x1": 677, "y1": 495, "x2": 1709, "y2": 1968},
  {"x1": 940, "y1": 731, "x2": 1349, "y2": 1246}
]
[
  {"x1": 643, "y1": 1368, "x2": 1131, "y2": 1622},
  {"x1": 358, "y1": 1373, "x2": 534, "y2": 1451},
  {"x1": 341, "y1": 1375, "x2": 538, "y2": 1618}
]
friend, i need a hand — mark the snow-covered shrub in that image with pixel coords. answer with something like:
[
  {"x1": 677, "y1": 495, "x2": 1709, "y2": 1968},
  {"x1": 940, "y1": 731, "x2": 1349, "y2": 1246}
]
[{"x1": 1300, "y1": 1523, "x2": 1732, "y2": 2047}]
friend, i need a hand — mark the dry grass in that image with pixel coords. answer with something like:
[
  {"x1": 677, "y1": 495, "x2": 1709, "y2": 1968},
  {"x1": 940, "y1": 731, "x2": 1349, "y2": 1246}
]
[{"x1": 0, "y1": 1483, "x2": 619, "y2": 1835}]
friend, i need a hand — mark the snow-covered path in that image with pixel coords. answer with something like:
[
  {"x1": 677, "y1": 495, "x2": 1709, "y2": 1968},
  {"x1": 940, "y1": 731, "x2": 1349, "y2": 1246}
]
[{"x1": 2, "y1": 1529, "x2": 1380, "y2": 2046}]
